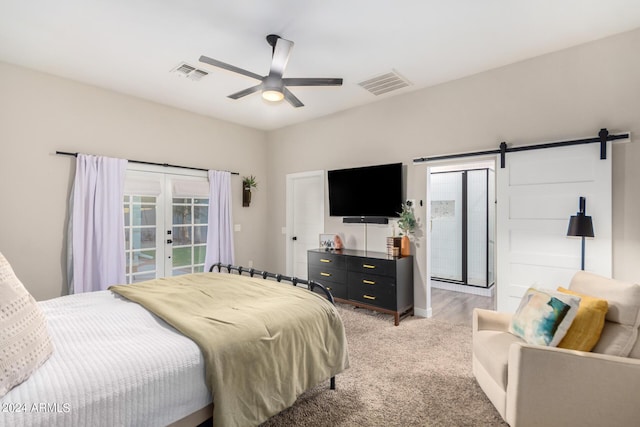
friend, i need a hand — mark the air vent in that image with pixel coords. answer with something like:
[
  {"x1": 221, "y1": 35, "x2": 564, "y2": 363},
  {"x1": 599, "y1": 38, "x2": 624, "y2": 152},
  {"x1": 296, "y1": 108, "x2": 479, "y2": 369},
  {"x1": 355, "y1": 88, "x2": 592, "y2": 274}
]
[
  {"x1": 171, "y1": 62, "x2": 209, "y2": 81},
  {"x1": 358, "y1": 70, "x2": 411, "y2": 96}
]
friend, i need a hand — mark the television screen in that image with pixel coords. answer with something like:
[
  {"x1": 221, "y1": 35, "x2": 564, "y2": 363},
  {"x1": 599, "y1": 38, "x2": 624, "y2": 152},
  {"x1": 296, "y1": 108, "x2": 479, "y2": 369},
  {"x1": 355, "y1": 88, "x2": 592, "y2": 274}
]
[{"x1": 328, "y1": 163, "x2": 403, "y2": 218}]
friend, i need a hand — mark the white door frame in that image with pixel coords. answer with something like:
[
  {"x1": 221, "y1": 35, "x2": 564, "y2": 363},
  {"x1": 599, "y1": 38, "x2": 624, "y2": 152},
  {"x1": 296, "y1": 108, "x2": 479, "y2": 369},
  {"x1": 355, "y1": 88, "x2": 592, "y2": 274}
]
[
  {"x1": 285, "y1": 170, "x2": 325, "y2": 277},
  {"x1": 423, "y1": 156, "x2": 498, "y2": 318}
]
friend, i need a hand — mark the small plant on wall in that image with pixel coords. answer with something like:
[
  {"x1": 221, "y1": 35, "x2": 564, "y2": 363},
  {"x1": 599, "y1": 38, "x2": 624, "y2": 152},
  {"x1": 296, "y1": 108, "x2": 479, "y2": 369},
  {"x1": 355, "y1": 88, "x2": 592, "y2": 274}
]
[{"x1": 242, "y1": 175, "x2": 258, "y2": 207}]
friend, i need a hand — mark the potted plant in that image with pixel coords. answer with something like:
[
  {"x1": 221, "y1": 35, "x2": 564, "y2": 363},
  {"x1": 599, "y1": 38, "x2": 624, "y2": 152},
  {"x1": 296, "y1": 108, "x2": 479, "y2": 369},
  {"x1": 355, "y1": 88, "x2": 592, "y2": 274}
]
[
  {"x1": 242, "y1": 175, "x2": 257, "y2": 207},
  {"x1": 397, "y1": 202, "x2": 417, "y2": 256}
]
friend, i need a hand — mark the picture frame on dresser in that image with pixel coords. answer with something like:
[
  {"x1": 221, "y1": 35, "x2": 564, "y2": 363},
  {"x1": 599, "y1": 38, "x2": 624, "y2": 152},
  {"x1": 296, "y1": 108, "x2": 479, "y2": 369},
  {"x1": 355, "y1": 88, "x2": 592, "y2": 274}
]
[{"x1": 319, "y1": 234, "x2": 337, "y2": 250}]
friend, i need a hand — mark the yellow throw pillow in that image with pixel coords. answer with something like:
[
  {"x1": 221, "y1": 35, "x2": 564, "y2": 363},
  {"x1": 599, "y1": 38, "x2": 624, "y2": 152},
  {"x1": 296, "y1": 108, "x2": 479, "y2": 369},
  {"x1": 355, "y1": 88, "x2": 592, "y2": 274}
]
[{"x1": 557, "y1": 286, "x2": 608, "y2": 351}]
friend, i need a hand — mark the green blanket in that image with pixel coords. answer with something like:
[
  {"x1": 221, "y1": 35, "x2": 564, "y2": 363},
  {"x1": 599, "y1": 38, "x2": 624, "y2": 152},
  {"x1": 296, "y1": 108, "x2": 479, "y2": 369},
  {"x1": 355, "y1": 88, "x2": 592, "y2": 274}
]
[{"x1": 110, "y1": 272, "x2": 349, "y2": 427}]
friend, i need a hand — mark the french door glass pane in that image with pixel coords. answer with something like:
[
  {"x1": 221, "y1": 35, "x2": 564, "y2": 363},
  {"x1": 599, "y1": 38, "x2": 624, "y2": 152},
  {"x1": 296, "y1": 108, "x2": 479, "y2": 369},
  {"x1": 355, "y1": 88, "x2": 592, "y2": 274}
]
[
  {"x1": 173, "y1": 205, "x2": 192, "y2": 225},
  {"x1": 171, "y1": 197, "x2": 209, "y2": 275},
  {"x1": 124, "y1": 195, "x2": 159, "y2": 284}
]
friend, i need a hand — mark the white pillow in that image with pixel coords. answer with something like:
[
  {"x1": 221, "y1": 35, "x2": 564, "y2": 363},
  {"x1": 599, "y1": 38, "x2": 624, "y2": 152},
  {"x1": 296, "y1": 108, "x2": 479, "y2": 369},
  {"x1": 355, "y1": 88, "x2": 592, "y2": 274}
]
[
  {"x1": 509, "y1": 287, "x2": 581, "y2": 347},
  {"x1": 0, "y1": 252, "x2": 54, "y2": 398}
]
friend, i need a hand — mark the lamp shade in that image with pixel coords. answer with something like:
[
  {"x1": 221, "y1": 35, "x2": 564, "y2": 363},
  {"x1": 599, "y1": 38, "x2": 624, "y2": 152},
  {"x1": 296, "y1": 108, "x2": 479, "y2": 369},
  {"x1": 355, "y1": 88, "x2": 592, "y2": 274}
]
[{"x1": 567, "y1": 213, "x2": 594, "y2": 238}]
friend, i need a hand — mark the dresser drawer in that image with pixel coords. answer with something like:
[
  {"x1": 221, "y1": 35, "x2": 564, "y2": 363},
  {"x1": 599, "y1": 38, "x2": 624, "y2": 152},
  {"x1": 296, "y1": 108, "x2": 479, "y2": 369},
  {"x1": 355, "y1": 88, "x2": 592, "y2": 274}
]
[
  {"x1": 312, "y1": 281, "x2": 347, "y2": 300},
  {"x1": 308, "y1": 265, "x2": 347, "y2": 285},
  {"x1": 348, "y1": 280, "x2": 396, "y2": 309},
  {"x1": 308, "y1": 251, "x2": 346, "y2": 269},
  {"x1": 347, "y1": 256, "x2": 395, "y2": 276}
]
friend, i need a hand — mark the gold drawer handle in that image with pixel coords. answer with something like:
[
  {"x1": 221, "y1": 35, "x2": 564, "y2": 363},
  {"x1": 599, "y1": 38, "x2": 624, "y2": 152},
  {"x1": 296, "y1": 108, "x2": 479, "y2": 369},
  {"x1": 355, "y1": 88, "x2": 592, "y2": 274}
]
[
  {"x1": 363, "y1": 295, "x2": 376, "y2": 300},
  {"x1": 320, "y1": 259, "x2": 331, "y2": 263},
  {"x1": 320, "y1": 272, "x2": 331, "y2": 277},
  {"x1": 326, "y1": 287, "x2": 332, "y2": 291},
  {"x1": 363, "y1": 280, "x2": 375, "y2": 285},
  {"x1": 363, "y1": 264, "x2": 376, "y2": 269}
]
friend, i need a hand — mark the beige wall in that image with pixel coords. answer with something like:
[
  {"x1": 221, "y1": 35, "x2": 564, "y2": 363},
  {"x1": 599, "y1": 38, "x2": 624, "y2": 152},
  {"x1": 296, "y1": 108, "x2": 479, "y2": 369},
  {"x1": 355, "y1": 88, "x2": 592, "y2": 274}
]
[
  {"x1": 266, "y1": 28, "x2": 640, "y2": 313},
  {"x1": 0, "y1": 62, "x2": 268, "y2": 300},
  {"x1": 2, "y1": 28, "x2": 639, "y2": 306}
]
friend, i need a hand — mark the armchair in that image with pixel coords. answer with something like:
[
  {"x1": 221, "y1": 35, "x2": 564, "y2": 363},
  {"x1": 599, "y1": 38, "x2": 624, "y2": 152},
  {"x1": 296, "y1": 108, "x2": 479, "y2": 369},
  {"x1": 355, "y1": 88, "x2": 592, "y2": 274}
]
[{"x1": 472, "y1": 271, "x2": 640, "y2": 427}]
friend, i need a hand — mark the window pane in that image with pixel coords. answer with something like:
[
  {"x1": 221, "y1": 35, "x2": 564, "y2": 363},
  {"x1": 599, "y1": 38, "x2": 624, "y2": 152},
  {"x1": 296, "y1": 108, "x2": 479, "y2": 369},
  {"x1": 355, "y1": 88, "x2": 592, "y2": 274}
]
[
  {"x1": 172, "y1": 267, "x2": 192, "y2": 276},
  {"x1": 173, "y1": 198, "x2": 189, "y2": 204},
  {"x1": 194, "y1": 198, "x2": 209, "y2": 205},
  {"x1": 173, "y1": 247, "x2": 192, "y2": 267},
  {"x1": 194, "y1": 265, "x2": 204, "y2": 273},
  {"x1": 173, "y1": 226, "x2": 192, "y2": 245},
  {"x1": 125, "y1": 229, "x2": 130, "y2": 248},
  {"x1": 194, "y1": 206, "x2": 208, "y2": 224},
  {"x1": 132, "y1": 272, "x2": 155, "y2": 283},
  {"x1": 131, "y1": 250, "x2": 156, "y2": 273},
  {"x1": 194, "y1": 245, "x2": 206, "y2": 264},
  {"x1": 124, "y1": 207, "x2": 130, "y2": 226},
  {"x1": 132, "y1": 196, "x2": 156, "y2": 204},
  {"x1": 132, "y1": 205, "x2": 156, "y2": 226},
  {"x1": 173, "y1": 205, "x2": 192, "y2": 225},
  {"x1": 194, "y1": 225, "x2": 207, "y2": 244},
  {"x1": 132, "y1": 228, "x2": 156, "y2": 249}
]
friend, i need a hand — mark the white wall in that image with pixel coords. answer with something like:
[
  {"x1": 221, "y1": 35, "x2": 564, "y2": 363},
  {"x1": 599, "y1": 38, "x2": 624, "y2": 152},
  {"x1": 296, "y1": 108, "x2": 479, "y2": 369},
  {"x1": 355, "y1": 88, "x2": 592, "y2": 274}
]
[
  {"x1": 0, "y1": 62, "x2": 268, "y2": 300},
  {"x1": 266, "y1": 28, "x2": 640, "y2": 314}
]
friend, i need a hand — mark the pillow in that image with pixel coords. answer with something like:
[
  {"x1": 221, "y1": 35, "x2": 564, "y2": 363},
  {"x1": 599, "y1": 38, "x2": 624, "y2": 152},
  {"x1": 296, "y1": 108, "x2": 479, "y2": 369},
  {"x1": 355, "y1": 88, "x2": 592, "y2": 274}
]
[
  {"x1": 568, "y1": 271, "x2": 640, "y2": 357},
  {"x1": 509, "y1": 287, "x2": 581, "y2": 347},
  {"x1": 0, "y1": 252, "x2": 54, "y2": 398},
  {"x1": 557, "y1": 287, "x2": 608, "y2": 351}
]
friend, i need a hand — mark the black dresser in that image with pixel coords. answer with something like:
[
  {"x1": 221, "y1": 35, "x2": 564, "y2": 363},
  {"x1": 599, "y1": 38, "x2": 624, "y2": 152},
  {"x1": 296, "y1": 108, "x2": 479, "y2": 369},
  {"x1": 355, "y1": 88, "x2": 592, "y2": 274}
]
[{"x1": 308, "y1": 248, "x2": 413, "y2": 325}]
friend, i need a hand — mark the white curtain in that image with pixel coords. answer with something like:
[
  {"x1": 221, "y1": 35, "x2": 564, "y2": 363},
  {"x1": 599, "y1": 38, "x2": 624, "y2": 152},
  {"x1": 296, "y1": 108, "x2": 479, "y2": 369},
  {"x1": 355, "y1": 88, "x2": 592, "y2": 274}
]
[
  {"x1": 68, "y1": 154, "x2": 127, "y2": 293},
  {"x1": 205, "y1": 170, "x2": 235, "y2": 271}
]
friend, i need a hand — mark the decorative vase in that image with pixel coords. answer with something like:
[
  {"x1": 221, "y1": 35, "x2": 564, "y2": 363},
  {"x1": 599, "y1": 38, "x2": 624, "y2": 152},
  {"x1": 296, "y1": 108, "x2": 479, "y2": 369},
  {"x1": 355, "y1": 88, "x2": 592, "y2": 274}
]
[
  {"x1": 242, "y1": 188, "x2": 251, "y2": 207},
  {"x1": 401, "y1": 235, "x2": 411, "y2": 256}
]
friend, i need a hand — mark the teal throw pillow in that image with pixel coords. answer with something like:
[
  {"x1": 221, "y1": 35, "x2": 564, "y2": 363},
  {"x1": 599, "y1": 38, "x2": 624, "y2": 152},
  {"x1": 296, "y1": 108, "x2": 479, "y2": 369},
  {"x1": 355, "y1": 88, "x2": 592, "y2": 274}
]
[{"x1": 509, "y1": 287, "x2": 581, "y2": 347}]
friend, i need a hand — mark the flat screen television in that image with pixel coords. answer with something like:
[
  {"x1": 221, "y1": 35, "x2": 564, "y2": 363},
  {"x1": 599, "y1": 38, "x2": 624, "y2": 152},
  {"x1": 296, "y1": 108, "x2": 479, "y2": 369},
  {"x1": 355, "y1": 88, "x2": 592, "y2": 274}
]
[{"x1": 328, "y1": 162, "x2": 403, "y2": 218}]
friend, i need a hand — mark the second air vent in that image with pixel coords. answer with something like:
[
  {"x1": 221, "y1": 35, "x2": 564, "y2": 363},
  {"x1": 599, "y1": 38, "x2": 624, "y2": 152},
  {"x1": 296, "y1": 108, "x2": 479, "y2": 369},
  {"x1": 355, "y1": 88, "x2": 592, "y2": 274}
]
[{"x1": 171, "y1": 62, "x2": 209, "y2": 81}]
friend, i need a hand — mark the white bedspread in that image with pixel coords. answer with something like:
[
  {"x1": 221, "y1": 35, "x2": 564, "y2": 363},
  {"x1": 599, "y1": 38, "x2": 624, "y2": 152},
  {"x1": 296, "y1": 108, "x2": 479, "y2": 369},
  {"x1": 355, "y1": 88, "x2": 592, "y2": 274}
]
[{"x1": 0, "y1": 290, "x2": 211, "y2": 427}]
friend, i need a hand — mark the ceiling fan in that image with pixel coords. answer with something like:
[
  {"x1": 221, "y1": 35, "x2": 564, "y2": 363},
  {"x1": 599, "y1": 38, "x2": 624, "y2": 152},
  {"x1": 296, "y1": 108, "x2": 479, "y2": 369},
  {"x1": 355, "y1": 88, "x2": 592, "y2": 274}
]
[{"x1": 199, "y1": 34, "x2": 343, "y2": 108}]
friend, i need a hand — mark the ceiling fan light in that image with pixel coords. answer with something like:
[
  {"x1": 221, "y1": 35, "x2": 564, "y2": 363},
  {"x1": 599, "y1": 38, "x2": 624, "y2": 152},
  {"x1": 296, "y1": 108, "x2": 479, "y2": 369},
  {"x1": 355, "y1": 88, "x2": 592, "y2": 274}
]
[{"x1": 262, "y1": 89, "x2": 284, "y2": 102}]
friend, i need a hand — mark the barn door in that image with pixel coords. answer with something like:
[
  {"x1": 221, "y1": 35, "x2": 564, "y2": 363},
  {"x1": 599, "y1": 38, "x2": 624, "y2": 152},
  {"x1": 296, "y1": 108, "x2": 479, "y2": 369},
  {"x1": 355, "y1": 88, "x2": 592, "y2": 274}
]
[{"x1": 496, "y1": 143, "x2": 612, "y2": 313}]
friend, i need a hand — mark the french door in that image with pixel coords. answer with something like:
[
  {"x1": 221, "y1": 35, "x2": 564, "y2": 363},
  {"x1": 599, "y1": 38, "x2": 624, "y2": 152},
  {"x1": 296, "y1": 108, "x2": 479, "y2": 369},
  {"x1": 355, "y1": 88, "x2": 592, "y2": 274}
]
[{"x1": 123, "y1": 168, "x2": 210, "y2": 283}]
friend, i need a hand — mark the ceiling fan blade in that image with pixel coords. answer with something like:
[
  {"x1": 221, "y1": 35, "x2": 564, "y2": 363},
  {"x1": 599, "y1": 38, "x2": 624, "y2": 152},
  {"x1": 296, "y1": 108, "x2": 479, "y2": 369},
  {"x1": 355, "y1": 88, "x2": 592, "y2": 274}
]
[
  {"x1": 269, "y1": 37, "x2": 294, "y2": 78},
  {"x1": 283, "y1": 87, "x2": 304, "y2": 108},
  {"x1": 199, "y1": 55, "x2": 263, "y2": 81},
  {"x1": 282, "y1": 77, "x2": 343, "y2": 87},
  {"x1": 228, "y1": 84, "x2": 263, "y2": 99}
]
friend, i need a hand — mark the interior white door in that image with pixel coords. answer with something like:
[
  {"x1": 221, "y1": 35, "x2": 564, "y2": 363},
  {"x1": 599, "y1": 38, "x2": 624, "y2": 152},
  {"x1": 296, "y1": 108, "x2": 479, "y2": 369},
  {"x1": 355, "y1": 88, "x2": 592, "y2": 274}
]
[
  {"x1": 496, "y1": 143, "x2": 612, "y2": 313},
  {"x1": 286, "y1": 171, "x2": 325, "y2": 279}
]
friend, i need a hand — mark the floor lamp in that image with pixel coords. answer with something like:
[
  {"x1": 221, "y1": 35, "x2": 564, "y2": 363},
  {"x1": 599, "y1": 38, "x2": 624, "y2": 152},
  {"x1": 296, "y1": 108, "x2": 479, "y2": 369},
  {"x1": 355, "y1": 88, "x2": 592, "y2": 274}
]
[{"x1": 566, "y1": 196, "x2": 594, "y2": 270}]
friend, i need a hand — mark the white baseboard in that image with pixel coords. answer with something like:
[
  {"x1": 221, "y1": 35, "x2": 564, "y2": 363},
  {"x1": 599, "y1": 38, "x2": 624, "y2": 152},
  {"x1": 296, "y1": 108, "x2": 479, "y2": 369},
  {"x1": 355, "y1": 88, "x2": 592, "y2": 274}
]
[
  {"x1": 414, "y1": 306, "x2": 432, "y2": 318},
  {"x1": 431, "y1": 280, "x2": 494, "y2": 297}
]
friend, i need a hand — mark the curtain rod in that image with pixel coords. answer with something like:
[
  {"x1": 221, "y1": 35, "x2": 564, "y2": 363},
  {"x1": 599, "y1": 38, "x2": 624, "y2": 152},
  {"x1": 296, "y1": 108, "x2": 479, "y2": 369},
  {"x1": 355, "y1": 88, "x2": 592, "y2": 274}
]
[
  {"x1": 413, "y1": 128, "x2": 630, "y2": 168},
  {"x1": 55, "y1": 151, "x2": 239, "y2": 175}
]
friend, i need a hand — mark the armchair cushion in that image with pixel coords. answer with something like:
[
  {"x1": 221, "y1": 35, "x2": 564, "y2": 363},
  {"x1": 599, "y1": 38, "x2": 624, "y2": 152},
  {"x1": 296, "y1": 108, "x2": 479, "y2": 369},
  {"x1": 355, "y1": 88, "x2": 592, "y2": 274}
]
[
  {"x1": 473, "y1": 329, "x2": 524, "y2": 390},
  {"x1": 557, "y1": 287, "x2": 608, "y2": 351},
  {"x1": 509, "y1": 287, "x2": 580, "y2": 347},
  {"x1": 569, "y1": 271, "x2": 640, "y2": 357}
]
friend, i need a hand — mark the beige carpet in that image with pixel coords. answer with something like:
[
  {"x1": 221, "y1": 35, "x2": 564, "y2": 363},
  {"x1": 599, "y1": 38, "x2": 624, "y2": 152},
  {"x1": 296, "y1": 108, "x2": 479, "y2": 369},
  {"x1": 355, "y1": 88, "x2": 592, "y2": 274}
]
[{"x1": 261, "y1": 304, "x2": 507, "y2": 427}]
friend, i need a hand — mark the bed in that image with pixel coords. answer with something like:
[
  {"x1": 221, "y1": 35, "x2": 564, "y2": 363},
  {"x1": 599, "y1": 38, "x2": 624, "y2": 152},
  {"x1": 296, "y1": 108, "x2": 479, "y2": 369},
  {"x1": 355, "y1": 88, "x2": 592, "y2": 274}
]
[{"x1": 0, "y1": 260, "x2": 349, "y2": 427}]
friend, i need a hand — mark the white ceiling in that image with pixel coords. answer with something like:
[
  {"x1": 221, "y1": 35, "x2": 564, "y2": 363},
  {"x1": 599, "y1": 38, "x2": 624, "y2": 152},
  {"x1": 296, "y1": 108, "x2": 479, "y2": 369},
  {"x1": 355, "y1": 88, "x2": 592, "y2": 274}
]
[{"x1": 2, "y1": 1, "x2": 640, "y2": 131}]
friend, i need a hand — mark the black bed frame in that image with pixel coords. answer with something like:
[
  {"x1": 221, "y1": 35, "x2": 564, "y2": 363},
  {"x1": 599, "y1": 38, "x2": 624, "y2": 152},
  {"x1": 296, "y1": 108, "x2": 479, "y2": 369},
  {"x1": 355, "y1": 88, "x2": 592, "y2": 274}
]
[{"x1": 209, "y1": 262, "x2": 337, "y2": 390}]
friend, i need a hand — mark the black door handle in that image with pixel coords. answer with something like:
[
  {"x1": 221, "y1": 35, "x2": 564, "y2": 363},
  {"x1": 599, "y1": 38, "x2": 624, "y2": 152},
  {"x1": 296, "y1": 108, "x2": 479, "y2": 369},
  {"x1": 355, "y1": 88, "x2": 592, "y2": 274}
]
[
  {"x1": 167, "y1": 239, "x2": 173, "y2": 244},
  {"x1": 292, "y1": 236, "x2": 297, "y2": 241}
]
